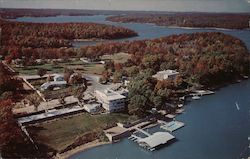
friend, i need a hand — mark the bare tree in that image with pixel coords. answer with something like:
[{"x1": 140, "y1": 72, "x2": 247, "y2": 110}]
[
  {"x1": 58, "y1": 95, "x2": 66, "y2": 108},
  {"x1": 37, "y1": 68, "x2": 47, "y2": 77},
  {"x1": 73, "y1": 78, "x2": 88, "y2": 103},
  {"x1": 27, "y1": 94, "x2": 41, "y2": 112}
]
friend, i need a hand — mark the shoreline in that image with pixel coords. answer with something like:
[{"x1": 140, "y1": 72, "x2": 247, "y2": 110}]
[
  {"x1": 55, "y1": 140, "x2": 111, "y2": 159},
  {"x1": 109, "y1": 20, "x2": 249, "y2": 31},
  {"x1": 139, "y1": 21, "x2": 250, "y2": 31},
  {"x1": 165, "y1": 25, "x2": 235, "y2": 31},
  {"x1": 5, "y1": 12, "x2": 249, "y2": 31},
  {"x1": 73, "y1": 38, "x2": 106, "y2": 42}
]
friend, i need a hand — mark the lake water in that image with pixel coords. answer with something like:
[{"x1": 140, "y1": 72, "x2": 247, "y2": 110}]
[
  {"x1": 70, "y1": 80, "x2": 250, "y2": 159},
  {"x1": 13, "y1": 15, "x2": 250, "y2": 159}
]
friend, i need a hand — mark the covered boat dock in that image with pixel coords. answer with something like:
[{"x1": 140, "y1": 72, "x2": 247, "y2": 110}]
[{"x1": 137, "y1": 132, "x2": 175, "y2": 151}]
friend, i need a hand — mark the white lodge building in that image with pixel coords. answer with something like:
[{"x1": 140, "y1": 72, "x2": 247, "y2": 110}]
[
  {"x1": 95, "y1": 89, "x2": 126, "y2": 113},
  {"x1": 152, "y1": 69, "x2": 179, "y2": 81}
]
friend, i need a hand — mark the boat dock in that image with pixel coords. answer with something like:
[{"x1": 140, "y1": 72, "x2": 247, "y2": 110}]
[
  {"x1": 104, "y1": 118, "x2": 185, "y2": 151},
  {"x1": 104, "y1": 121, "x2": 153, "y2": 142},
  {"x1": 127, "y1": 120, "x2": 185, "y2": 151},
  {"x1": 135, "y1": 127, "x2": 151, "y2": 137},
  {"x1": 165, "y1": 114, "x2": 176, "y2": 119},
  {"x1": 176, "y1": 108, "x2": 185, "y2": 114},
  {"x1": 189, "y1": 90, "x2": 215, "y2": 100},
  {"x1": 137, "y1": 132, "x2": 175, "y2": 151},
  {"x1": 129, "y1": 127, "x2": 175, "y2": 151},
  {"x1": 159, "y1": 120, "x2": 185, "y2": 132},
  {"x1": 195, "y1": 90, "x2": 215, "y2": 96},
  {"x1": 128, "y1": 134, "x2": 142, "y2": 142}
]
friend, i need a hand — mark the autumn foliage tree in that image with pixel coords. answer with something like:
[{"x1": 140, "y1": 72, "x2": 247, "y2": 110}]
[
  {"x1": 0, "y1": 19, "x2": 137, "y2": 62},
  {"x1": 0, "y1": 99, "x2": 21, "y2": 149},
  {"x1": 108, "y1": 13, "x2": 250, "y2": 29},
  {"x1": 79, "y1": 32, "x2": 250, "y2": 87}
]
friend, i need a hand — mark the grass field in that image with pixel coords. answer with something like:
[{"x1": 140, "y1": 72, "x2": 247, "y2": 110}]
[
  {"x1": 12, "y1": 53, "x2": 129, "y2": 75},
  {"x1": 27, "y1": 113, "x2": 134, "y2": 151},
  {"x1": 13, "y1": 60, "x2": 105, "y2": 75},
  {"x1": 14, "y1": 63, "x2": 64, "y2": 75},
  {"x1": 81, "y1": 63, "x2": 105, "y2": 75},
  {"x1": 101, "y1": 52, "x2": 131, "y2": 64}
]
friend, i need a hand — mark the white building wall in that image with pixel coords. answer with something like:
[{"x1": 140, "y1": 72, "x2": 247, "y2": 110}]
[{"x1": 95, "y1": 90, "x2": 126, "y2": 112}]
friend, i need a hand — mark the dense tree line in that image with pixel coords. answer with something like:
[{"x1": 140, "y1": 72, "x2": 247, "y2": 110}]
[
  {"x1": 0, "y1": 62, "x2": 54, "y2": 158},
  {"x1": 127, "y1": 69, "x2": 184, "y2": 117},
  {"x1": 86, "y1": 32, "x2": 249, "y2": 116},
  {"x1": 0, "y1": 8, "x2": 93, "y2": 19},
  {"x1": 2, "y1": 47, "x2": 77, "y2": 64},
  {"x1": 79, "y1": 32, "x2": 250, "y2": 87},
  {"x1": 0, "y1": 19, "x2": 137, "y2": 61},
  {"x1": 0, "y1": 19, "x2": 137, "y2": 48},
  {"x1": 107, "y1": 13, "x2": 250, "y2": 29}
]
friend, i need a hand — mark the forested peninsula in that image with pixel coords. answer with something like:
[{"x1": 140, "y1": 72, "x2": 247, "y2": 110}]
[
  {"x1": 79, "y1": 32, "x2": 250, "y2": 87},
  {"x1": 107, "y1": 13, "x2": 250, "y2": 29},
  {"x1": 0, "y1": 19, "x2": 137, "y2": 61}
]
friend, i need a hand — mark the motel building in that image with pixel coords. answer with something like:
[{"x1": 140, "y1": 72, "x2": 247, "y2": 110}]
[
  {"x1": 152, "y1": 69, "x2": 179, "y2": 81},
  {"x1": 95, "y1": 89, "x2": 126, "y2": 113},
  {"x1": 40, "y1": 74, "x2": 67, "y2": 91}
]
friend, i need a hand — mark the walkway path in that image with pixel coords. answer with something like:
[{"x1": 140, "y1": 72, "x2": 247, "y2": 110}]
[{"x1": 13, "y1": 95, "x2": 78, "y2": 114}]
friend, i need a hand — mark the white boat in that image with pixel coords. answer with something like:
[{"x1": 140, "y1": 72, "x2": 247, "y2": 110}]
[
  {"x1": 192, "y1": 95, "x2": 201, "y2": 100},
  {"x1": 235, "y1": 102, "x2": 240, "y2": 110},
  {"x1": 243, "y1": 75, "x2": 249, "y2": 79},
  {"x1": 178, "y1": 104, "x2": 184, "y2": 108},
  {"x1": 176, "y1": 108, "x2": 185, "y2": 114}
]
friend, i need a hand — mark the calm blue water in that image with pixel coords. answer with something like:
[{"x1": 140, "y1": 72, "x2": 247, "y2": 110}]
[
  {"x1": 13, "y1": 15, "x2": 250, "y2": 49},
  {"x1": 13, "y1": 15, "x2": 250, "y2": 159},
  {"x1": 71, "y1": 80, "x2": 250, "y2": 159}
]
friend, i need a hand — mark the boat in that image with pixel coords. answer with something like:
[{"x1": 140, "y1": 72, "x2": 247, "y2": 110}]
[
  {"x1": 235, "y1": 102, "x2": 240, "y2": 110},
  {"x1": 243, "y1": 75, "x2": 249, "y2": 79},
  {"x1": 178, "y1": 104, "x2": 184, "y2": 108},
  {"x1": 176, "y1": 108, "x2": 185, "y2": 114},
  {"x1": 179, "y1": 96, "x2": 185, "y2": 100},
  {"x1": 192, "y1": 95, "x2": 201, "y2": 100}
]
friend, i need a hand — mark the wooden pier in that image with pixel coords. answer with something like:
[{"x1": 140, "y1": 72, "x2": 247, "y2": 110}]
[{"x1": 160, "y1": 120, "x2": 185, "y2": 132}]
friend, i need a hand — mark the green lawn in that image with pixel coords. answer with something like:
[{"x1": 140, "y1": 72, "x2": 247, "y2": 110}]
[
  {"x1": 82, "y1": 63, "x2": 105, "y2": 75},
  {"x1": 101, "y1": 52, "x2": 131, "y2": 64},
  {"x1": 14, "y1": 64, "x2": 64, "y2": 75},
  {"x1": 13, "y1": 59, "x2": 104, "y2": 75},
  {"x1": 27, "y1": 113, "x2": 134, "y2": 151}
]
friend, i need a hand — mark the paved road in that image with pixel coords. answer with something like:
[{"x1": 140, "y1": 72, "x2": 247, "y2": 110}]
[{"x1": 84, "y1": 74, "x2": 122, "y2": 93}]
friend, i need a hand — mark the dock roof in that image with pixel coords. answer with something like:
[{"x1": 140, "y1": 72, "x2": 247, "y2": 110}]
[{"x1": 138, "y1": 132, "x2": 175, "y2": 148}]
